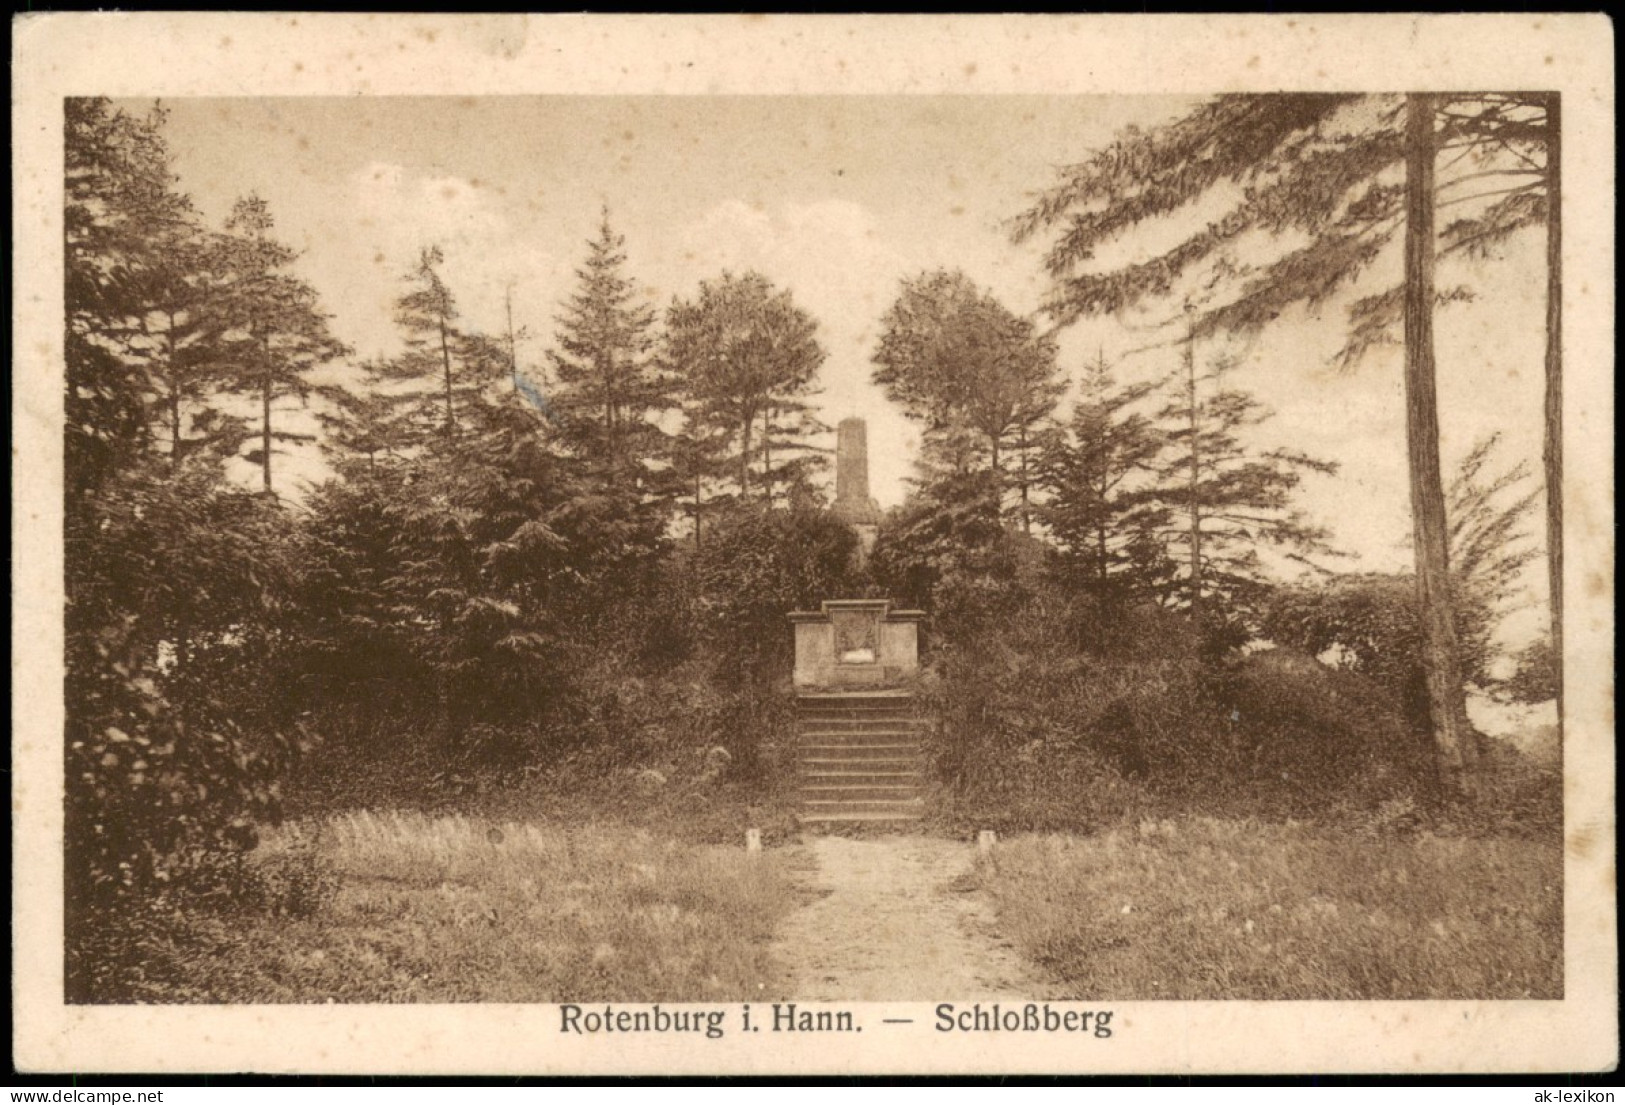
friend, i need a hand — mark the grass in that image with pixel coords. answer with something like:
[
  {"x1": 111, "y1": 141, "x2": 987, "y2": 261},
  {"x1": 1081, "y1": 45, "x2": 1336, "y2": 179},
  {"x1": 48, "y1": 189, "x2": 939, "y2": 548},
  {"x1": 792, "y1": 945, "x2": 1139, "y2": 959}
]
[
  {"x1": 115, "y1": 810, "x2": 797, "y2": 1003},
  {"x1": 975, "y1": 818, "x2": 1562, "y2": 1000}
]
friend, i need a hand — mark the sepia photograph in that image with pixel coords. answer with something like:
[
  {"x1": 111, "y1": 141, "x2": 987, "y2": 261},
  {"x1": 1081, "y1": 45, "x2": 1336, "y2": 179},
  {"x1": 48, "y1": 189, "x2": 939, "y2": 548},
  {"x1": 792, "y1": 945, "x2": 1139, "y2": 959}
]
[{"x1": 12, "y1": 12, "x2": 1616, "y2": 1077}]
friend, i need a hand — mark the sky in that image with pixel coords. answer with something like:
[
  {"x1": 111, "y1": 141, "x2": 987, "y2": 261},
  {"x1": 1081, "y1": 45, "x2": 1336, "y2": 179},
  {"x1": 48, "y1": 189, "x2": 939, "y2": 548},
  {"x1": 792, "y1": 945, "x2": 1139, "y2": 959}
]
[{"x1": 138, "y1": 94, "x2": 1552, "y2": 639}]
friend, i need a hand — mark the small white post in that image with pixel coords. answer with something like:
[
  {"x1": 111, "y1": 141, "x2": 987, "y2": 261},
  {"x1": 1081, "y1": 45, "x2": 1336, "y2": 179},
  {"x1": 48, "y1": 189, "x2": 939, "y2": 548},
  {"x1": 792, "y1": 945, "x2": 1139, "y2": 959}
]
[
  {"x1": 977, "y1": 830, "x2": 997, "y2": 855},
  {"x1": 745, "y1": 828, "x2": 762, "y2": 855}
]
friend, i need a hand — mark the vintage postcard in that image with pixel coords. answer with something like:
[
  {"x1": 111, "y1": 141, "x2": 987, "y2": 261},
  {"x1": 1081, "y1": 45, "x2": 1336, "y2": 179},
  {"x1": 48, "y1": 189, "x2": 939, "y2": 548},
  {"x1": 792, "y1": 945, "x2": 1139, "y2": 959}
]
[{"x1": 11, "y1": 13, "x2": 1616, "y2": 1076}]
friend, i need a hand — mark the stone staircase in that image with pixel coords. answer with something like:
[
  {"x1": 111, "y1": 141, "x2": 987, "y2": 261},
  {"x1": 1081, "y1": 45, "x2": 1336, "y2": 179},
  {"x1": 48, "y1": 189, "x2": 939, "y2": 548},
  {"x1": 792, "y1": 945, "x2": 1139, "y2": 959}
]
[{"x1": 795, "y1": 690, "x2": 925, "y2": 824}]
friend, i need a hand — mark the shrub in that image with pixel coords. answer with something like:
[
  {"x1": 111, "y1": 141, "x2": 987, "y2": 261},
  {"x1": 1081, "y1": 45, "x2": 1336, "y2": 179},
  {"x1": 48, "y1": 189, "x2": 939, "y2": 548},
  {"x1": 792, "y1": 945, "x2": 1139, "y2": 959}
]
[
  {"x1": 1262, "y1": 572, "x2": 1496, "y2": 735},
  {"x1": 868, "y1": 469, "x2": 1029, "y2": 638},
  {"x1": 688, "y1": 500, "x2": 858, "y2": 689},
  {"x1": 1503, "y1": 634, "x2": 1559, "y2": 705},
  {"x1": 64, "y1": 459, "x2": 315, "y2": 1004},
  {"x1": 920, "y1": 595, "x2": 1222, "y2": 827},
  {"x1": 919, "y1": 578, "x2": 1444, "y2": 829},
  {"x1": 1211, "y1": 646, "x2": 1433, "y2": 806}
]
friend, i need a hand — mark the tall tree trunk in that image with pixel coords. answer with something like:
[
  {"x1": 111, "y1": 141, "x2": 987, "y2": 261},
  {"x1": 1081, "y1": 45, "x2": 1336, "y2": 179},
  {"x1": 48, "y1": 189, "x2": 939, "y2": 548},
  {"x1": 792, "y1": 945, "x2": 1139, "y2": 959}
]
[
  {"x1": 169, "y1": 385, "x2": 182, "y2": 471},
  {"x1": 600, "y1": 353, "x2": 618, "y2": 489},
  {"x1": 1097, "y1": 456, "x2": 1110, "y2": 590},
  {"x1": 1404, "y1": 93, "x2": 1477, "y2": 795},
  {"x1": 762, "y1": 406, "x2": 774, "y2": 508},
  {"x1": 990, "y1": 434, "x2": 1002, "y2": 521},
  {"x1": 1018, "y1": 423, "x2": 1032, "y2": 534},
  {"x1": 261, "y1": 374, "x2": 273, "y2": 493},
  {"x1": 438, "y1": 317, "x2": 455, "y2": 436},
  {"x1": 694, "y1": 471, "x2": 704, "y2": 549},
  {"x1": 1544, "y1": 92, "x2": 1564, "y2": 733},
  {"x1": 738, "y1": 414, "x2": 752, "y2": 501},
  {"x1": 1185, "y1": 331, "x2": 1202, "y2": 613},
  {"x1": 505, "y1": 284, "x2": 519, "y2": 395},
  {"x1": 166, "y1": 317, "x2": 181, "y2": 469}
]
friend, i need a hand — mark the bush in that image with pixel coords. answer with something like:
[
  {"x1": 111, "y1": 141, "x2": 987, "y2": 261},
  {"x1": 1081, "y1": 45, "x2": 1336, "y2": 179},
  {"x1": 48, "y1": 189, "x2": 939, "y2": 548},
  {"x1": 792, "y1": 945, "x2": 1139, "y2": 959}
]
[
  {"x1": 1503, "y1": 634, "x2": 1559, "y2": 705},
  {"x1": 918, "y1": 579, "x2": 1443, "y2": 830},
  {"x1": 1262, "y1": 572, "x2": 1497, "y2": 734},
  {"x1": 1211, "y1": 647, "x2": 1433, "y2": 806},
  {"x1": 688, "y1": 500, "x2": 858, "y2": 689},
  {"x1": 65, "y1": 462, "x2": 313, "y2": 992},
  {"x1": 921, "y1": 595, "x2": 1220, "y2": 828}
]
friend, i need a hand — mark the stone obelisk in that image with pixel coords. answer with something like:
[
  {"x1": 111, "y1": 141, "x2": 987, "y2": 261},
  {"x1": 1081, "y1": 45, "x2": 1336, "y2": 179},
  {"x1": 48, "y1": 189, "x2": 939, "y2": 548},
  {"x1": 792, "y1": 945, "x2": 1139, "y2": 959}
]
[{"x1": 831, "y1": 417, "x2": 883, "y2": 560}]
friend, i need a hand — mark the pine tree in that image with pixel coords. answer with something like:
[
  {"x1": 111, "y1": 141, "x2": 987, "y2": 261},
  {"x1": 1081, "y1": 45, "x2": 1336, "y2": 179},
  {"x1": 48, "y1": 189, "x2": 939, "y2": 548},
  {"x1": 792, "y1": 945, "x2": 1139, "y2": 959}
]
[
  {"x1": 546, "y1": 211, "x2": 673, "y2": 495},
  {"x1": 315, "y1": 373, "x2": 409, "y2": 475},
  {"x1": 65, "y1": 97, "x2": 201, "y2": 494},
  {"x1": 1010, "y1": 92, "x2": 1552, "y2": 793},
  {"x1": 1040, "y1": 351, "x2": 1171, "y2": 601},
  {"x1": 371, "y1": 246, "x2": 506, "y2": 448},
  {"x1": 671, "y1": 414, "x2": 732, "y2": 548},
  {"x1": 213, "y1": 194, "x2": 346, "y2": 493},
  {"x1": 756, "y1": 396, "x2": 830, "y2": 508},
  {"x1": 873, "y1": 269, "x2": 1064, "y2": 522},
  {"x1": 125, "y1": 205, "x2": 247, "y2": 470},
  {"x1": 1152, "y1": 341, "x2": 1338, "y2": 624},
  {"x1": 665, "y1": 271, "x2": 826, "y2": 503}
]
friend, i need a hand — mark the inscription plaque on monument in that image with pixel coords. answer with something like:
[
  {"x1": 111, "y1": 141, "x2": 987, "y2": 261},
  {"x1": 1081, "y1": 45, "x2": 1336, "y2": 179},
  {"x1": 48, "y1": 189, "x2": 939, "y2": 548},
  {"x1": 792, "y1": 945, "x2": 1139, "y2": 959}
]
[{"x1": 831, "y1": 606, "x2": 881, "y2": 664}]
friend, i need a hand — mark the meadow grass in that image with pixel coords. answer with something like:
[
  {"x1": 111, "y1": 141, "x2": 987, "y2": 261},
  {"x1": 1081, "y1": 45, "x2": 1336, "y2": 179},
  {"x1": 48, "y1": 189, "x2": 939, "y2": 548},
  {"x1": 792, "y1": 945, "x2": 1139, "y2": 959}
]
[
  {"x1": 129, "y1": 810, "x2": 796, "y2": 1003},
  {"x1": 976, "y1": 819, "x2": 1562, "y2": 1000}
]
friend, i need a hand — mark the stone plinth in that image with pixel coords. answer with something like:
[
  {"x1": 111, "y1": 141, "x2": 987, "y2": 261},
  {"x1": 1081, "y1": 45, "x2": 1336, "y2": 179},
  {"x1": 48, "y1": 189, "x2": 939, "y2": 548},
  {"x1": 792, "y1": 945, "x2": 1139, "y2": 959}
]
[{"x1": 788, "y1": 599, "x2": 925, "y2": 689}]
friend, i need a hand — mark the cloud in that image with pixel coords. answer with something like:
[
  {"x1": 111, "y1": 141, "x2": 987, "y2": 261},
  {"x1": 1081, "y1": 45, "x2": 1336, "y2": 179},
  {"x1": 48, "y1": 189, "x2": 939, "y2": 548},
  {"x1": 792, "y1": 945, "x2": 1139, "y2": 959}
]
[
  {"x1": 672, "y1": 198, "x2": 923, "y2": 504},
  {"x1": 341, "y1": 162, "x2": 566, "y2": 357},
  {"x1": 677, "y1": 198, "x2": 911, "y2": 404}
]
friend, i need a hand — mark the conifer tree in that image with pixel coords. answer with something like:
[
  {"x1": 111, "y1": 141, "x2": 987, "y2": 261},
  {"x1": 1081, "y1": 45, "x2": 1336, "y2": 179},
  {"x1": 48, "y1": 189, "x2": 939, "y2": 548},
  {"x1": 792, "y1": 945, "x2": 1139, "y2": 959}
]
[
  {"x1": 1040, "y1": 351, "x2": 1171, "y2": 600},
  {"x1": 546, "y1": 211, "x2": 673, "y2": 497},
  {"x1": 372, "y1": 246, "x2": 505, "y2": 447},
  {"x1": 1012, "y1": 93, "x2": 1560, "y2": 789},
  {"x1": 65, "y1": 98, "x2": 202, "y2": 493},
  {"x1": 1152, "y1": 342, "x2": 1338, "y2": 623},
  {"x1": 671, "y1": 414, "x2": 732, "y2": 547},
  {"x1": 665, "y1": 271, "x2": 826, "y2": 503},
  {"x1": 873, "y1": 269, "x2": 1064, "y2": 522},
  {"x1": 213, "y1": 194, "x2": 346, "y2": 492}
]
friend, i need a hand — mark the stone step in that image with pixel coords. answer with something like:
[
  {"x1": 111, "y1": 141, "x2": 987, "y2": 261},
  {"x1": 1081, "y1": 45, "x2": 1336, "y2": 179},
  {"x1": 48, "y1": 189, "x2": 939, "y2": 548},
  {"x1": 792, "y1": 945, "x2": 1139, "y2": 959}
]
[
  {"x1": 796, "y1": 721, "x2": 922, "y2": 733},
  {"x1": 797, "y1": 702, "x2": 916, "y2": 712},
  {"x1": 796, "y1": 711, "x2": 923, "y2": 721},
  {"x1": 796, "y1": 690, "x2": 912, "y2": 700},
  {"x1": 801, "y1": 781, "x2": 921, "y2": 794},
  {"x1": 798, "y1": 738, "x2": 920, "y2": 747},
  {"x1": 802, "y1": 768, "x2": 923, "y2": 779},
  {"x1": 798, "y1": 700, "x2": 916, "y2": 709},
  {"x1": 799, "y1": 749, "x2": 919, "y2": 762},
  {"x1": 797, "y1": 810, "x2": 924, "y2": 823},
  {"x1": 801, "y1": 797, "x2": 926, "y2": 814},
  {"x1": 800, "y1": 760, "x2": 921, "y2": 773},
  {"x1": 795, "y1": 691, "x2": 927, "y2": 826}
]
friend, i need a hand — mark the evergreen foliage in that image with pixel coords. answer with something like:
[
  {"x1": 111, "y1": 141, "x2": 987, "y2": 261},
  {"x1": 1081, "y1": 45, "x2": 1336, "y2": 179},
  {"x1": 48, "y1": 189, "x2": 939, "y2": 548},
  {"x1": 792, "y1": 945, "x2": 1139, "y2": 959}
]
[
  {"x1": 545, "y1": 211, "x2": 674, "y2": 497},
  {"x1": 1039, "y1": 351, "x2": 1172, "y2": 604},
  {"x1": 872, "y1": 269, "x2": 1064, "y2": 520},
  {"x1": 666, "y1": 271, "x2": 828, "y2": 504}
]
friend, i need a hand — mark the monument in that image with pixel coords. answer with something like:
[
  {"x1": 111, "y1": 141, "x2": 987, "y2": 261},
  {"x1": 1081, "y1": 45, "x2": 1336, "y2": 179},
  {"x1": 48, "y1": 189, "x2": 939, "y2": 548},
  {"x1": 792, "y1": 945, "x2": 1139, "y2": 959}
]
[
  {"x1": 788, "y1": 416, "x2": 925, "y2": 691},
  {"x1": 829, "y1": 417, "x2": 884, "y2": 560},
  {"x1": 789, "y1": 417, "x2": 927, "y2": 823}
]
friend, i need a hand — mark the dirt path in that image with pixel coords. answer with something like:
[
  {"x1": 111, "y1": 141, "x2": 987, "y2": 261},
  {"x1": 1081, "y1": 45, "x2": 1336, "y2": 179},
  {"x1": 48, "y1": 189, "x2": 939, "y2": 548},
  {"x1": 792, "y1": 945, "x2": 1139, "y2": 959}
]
[{"x1": 771, "y1": 834, "x2": 1046, "y2": 1001}]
